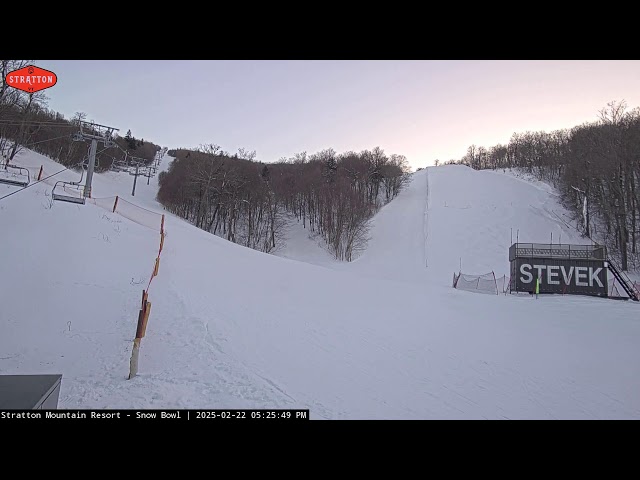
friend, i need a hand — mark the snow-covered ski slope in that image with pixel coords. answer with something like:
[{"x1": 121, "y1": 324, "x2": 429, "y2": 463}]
[{"x1": 1, "y1": 150, "x2": 639, "y2": 419}]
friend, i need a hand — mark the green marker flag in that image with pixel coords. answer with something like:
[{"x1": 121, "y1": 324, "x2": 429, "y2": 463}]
[{"x1": 535, "y1": 277, "x2": 540, "y2": 295}]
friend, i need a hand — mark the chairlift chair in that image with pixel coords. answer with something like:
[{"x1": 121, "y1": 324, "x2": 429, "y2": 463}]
[
  {"x1": 0, "y1": 164, "x2": 30, "y2": 187},
  {"x1": 112, "y1": 159, "x2": 129, "y2": 172},
  {"x1": 51, "y1": 168, "x2": 86, "y2": 205}
]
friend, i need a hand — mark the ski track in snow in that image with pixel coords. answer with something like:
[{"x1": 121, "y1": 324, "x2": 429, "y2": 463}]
[
  {"x1": 1, "y1": 150, "x2": 640, "y2": 419},
  {"x1": 424, "y1": 168, "x2": 430, "y2": 269}
]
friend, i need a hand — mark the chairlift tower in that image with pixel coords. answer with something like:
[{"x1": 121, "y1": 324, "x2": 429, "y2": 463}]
[
  {"x1": 128, "y1": 156, "x2": 147, "y2": 196},
  {"x1": 72, "y1": 121, "x2": 119, "y2": 199}
]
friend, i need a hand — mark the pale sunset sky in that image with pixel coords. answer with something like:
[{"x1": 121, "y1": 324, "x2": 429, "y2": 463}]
[{"x1": 36, "y1": 60, "x2": 640, "y2": 170}]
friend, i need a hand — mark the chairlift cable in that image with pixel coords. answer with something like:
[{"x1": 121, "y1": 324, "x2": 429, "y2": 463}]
[{"x1": 21, "y1": 134, "x2": 74, "y2": 148}]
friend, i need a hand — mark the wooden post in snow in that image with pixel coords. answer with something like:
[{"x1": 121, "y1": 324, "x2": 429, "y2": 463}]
[
  {"x1": 128, "y1": 289, "x2": 150, "y2": 380},
  {"x1": 128, "y1": 338, "x2": 141, "y2": 380},
  {"x1": 141, "y1": 302, "x2": 151, "y2": 337}
]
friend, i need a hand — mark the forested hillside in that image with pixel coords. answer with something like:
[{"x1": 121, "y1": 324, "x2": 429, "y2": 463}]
[
  {"x1": 158, "y1": 146, "x2": 411, "y2": 260},
  {"x1": 450, "y1": 101, "x2": 640, "y2": 271}
]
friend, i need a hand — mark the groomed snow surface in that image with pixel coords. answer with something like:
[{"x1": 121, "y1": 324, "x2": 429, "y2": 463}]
[{"x1": 1, "y1": 150, "x2": 639, "y2": 419}]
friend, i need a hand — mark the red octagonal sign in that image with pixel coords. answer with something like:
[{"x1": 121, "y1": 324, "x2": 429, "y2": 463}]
[{"x1": 6, "y1": 65, "x2": 57, "y2": 93}]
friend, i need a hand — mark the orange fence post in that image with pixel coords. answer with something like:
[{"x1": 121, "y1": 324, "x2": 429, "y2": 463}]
[
  {"x1": 141, "y1": 302, "x2": 152, "y2": 338},
  {"x1": 128, "y1": 290, "x2": 151, "y2": 379},
  {"x1": 113, "y1": 196, "x2": 119, "y2": 213},
  {"x1": 125, "y1": 209, "x2": 166, "y2": 379},
  {"x1": 135, "y1": 308, "x2": 145, "y2": 339}
]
